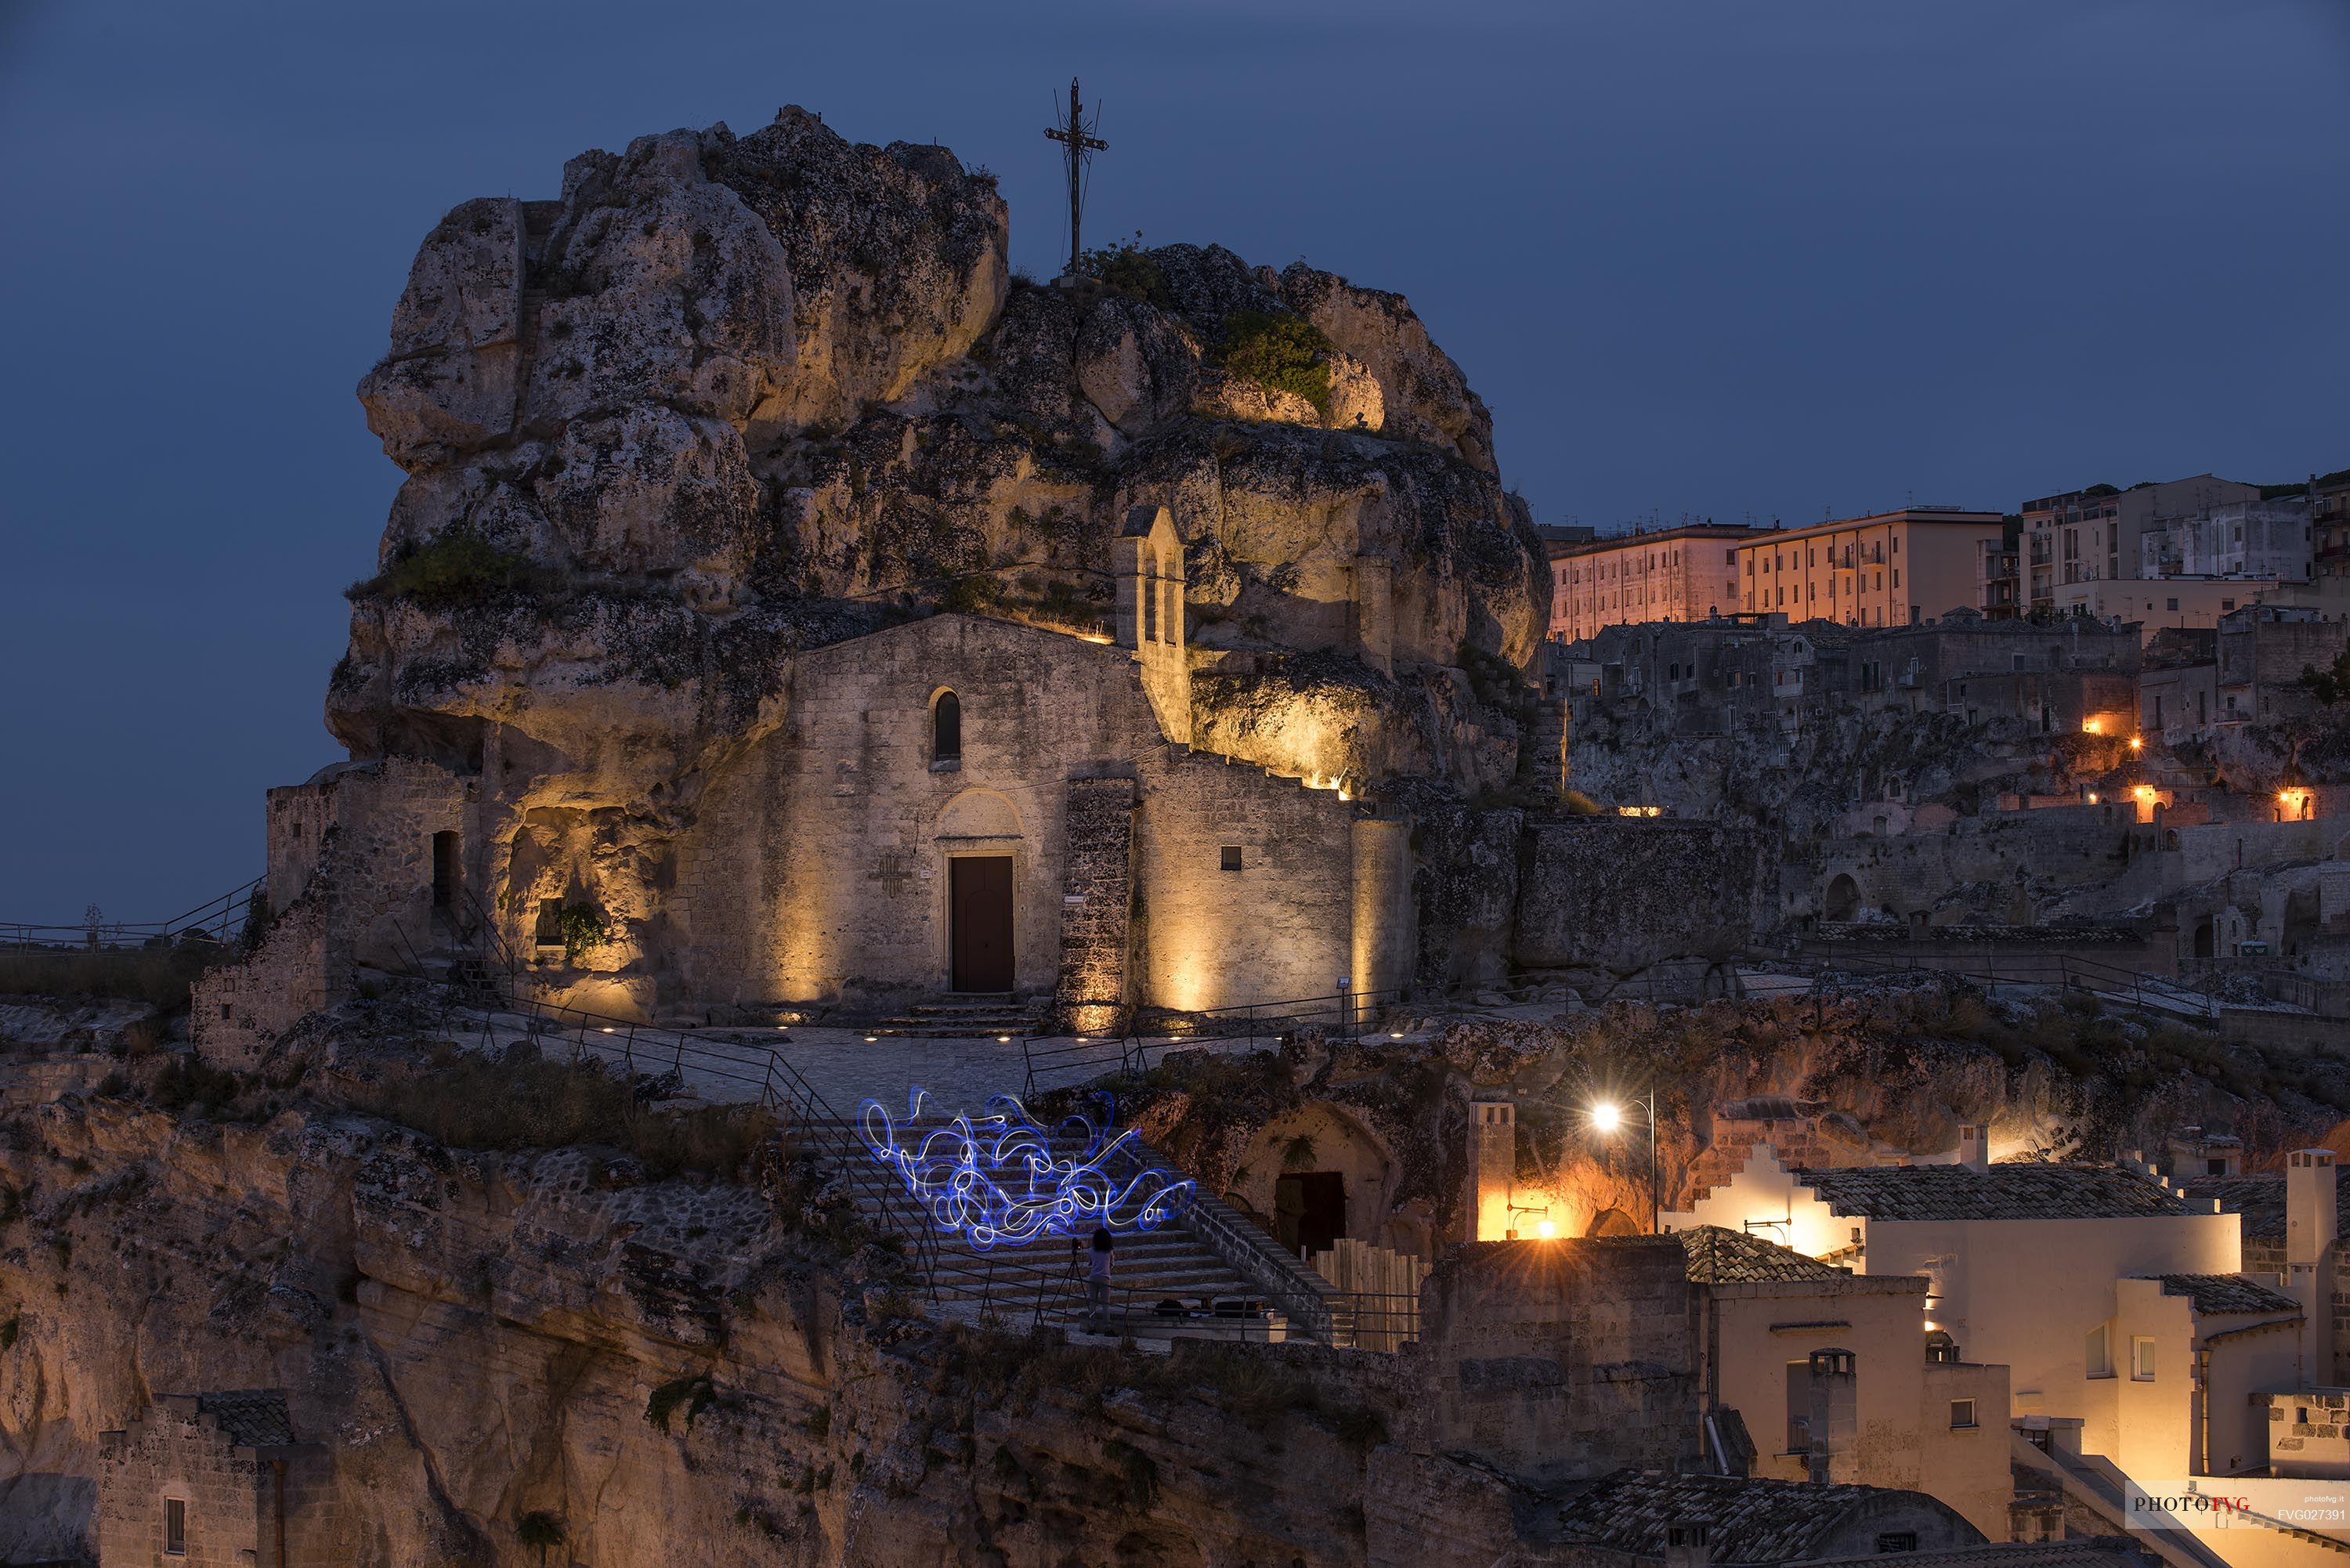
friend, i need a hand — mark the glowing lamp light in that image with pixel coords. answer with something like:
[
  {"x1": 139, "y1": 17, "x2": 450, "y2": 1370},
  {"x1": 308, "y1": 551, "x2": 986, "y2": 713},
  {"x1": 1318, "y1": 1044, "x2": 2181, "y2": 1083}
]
[
  {"x1": 997, "y1": 1035, "x2": 1010, "y2": 1043},
  {"x1": 601, "y1": 1026, "x2": 614, "y2": 1034},
  {"x1": 2134, "y1": 785, "x2": 2157, "y2": 800},
  {"x1": 2128, "y1": 736, "x2": 2144, "y2": 752},
  {"x1": 2082, "y1": 717, "x2": 2104, "y2": 735},
  {"x1": 1592, "y1": 1100, "x2": 1623, "y2": 1133},
  {"x1": 2085, "y1": 792, "x2": 2099, "y2": 804},
  {"x1": 1536, "y1": 1219, "x2": 1557, "y2": 1239},
  {"x1": 864, "y1": 1035, "x2": 877, "y2": 1043}
]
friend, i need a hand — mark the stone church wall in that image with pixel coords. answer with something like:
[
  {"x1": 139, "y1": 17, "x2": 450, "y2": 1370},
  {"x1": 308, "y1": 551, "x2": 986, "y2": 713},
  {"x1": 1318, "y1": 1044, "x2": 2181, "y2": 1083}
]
[
  {"x1": 668, "y1": 613, "x2": 1401, "y2": 1014},
  {"x1": 673, "y1": 615, "x2": 1161, "y2": 1006},
  {"x1": 1133, "y1": 747, "x2": 1361, "y2": 1012},
  {"x1": 1054, "y1": 776, "x2": 1137, "y2": 1032}
]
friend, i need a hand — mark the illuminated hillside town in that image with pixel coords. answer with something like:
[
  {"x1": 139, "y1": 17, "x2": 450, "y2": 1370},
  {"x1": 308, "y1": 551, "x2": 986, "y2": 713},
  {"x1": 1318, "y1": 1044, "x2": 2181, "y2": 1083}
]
[{"x1": 5, "y1": 13, "x2": 2350, "y2": 1568}]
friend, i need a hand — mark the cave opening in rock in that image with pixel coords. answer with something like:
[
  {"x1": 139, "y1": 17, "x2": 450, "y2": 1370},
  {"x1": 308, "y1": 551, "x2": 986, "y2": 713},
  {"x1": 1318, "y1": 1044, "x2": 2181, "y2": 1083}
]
[{"x1": 1274, "y1": 1170, "x2": 1346, "y2": 1259}]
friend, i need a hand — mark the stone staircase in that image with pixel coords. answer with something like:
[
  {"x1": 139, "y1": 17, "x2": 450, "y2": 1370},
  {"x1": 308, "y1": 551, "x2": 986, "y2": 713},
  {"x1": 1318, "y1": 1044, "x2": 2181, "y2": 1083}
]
[
  {"x1": 864, "y1": 995, "x2": 1047, "y2": 1039},
  {"x1": 812, "y1": 1115, "x2": 1296, "y2": 1339}
]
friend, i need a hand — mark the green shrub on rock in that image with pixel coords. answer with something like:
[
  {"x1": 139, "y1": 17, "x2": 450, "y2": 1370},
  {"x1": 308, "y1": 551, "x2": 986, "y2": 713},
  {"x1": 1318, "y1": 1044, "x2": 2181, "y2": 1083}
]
[{"x1": 1215, "y1": 310, "x2": 1332, "y2": 415}]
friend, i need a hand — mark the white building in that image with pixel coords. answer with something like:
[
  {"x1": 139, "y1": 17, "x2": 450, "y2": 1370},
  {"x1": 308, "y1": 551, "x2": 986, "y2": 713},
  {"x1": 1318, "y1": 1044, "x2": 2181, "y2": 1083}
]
[
  {"x1": 1665, "y1": 1145, "x2": 2333, "y2": 1483},
  {"x1": 2142, "y1": 498, "x2": 2314, "y2": 583}
]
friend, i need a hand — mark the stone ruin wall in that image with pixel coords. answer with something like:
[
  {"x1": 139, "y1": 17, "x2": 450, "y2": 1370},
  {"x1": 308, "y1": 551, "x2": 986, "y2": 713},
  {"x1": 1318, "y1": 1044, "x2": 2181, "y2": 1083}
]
[
  {"x1": 1512, "y1": 818, "x2": 1768, "y2": 977},
  {"x1": 196, "y1": 758, "x2": 474, "y2": 1067},
  {"x1": 97, "y1": 1401, "x2": 338, "y2": 1568}
]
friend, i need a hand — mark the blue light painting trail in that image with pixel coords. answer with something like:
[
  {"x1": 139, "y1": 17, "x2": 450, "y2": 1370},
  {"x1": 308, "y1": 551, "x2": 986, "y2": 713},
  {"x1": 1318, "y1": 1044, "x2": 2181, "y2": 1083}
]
[{"x1": 855, "y1": 1089, "x2": 1198, "y2": 1250}]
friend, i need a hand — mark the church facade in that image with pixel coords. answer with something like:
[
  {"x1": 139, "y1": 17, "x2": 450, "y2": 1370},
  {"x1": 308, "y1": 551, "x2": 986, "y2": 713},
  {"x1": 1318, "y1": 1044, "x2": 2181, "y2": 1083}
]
[{"x1": 197, "y1": 508, "x2": 1414, "y2": 1060}]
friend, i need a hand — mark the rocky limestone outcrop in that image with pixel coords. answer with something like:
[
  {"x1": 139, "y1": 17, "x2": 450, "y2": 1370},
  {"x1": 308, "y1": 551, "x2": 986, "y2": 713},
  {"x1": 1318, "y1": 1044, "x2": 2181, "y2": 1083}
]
[
  {"x1": 333, "y1": 112, "x2": 1542, "y2": 808},
  {"x1": 0, "y1": 1074, "x2": 1397, "y2": 1566}
]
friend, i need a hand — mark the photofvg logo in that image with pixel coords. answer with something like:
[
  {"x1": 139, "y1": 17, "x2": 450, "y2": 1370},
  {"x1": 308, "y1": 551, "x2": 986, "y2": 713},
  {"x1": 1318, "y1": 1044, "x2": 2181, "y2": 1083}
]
[
  {"x1": 2124, "y1": 1479, "x2": 2350, "y2": 1537},
  {"x1": 2124, "y1": 1484, "x2": 2251, "y2": 1530}
]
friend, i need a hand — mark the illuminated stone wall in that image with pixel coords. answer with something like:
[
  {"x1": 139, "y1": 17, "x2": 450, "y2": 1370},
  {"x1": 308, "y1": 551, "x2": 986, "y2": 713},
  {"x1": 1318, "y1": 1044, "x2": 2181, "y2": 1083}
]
[
  {"x1": 668, "y1": 612, "x2": 1405, "y2": 1013},
  {"x1": 1052, "y1": 777, "x2": 1137, "y2": 1032}
]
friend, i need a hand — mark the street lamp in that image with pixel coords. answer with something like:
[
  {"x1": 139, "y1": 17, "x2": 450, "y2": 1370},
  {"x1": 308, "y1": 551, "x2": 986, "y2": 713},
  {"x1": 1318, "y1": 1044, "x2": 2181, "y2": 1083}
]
[{"x1": 1592, "y1": 1090, "x2": 1660, "y2": 1234}]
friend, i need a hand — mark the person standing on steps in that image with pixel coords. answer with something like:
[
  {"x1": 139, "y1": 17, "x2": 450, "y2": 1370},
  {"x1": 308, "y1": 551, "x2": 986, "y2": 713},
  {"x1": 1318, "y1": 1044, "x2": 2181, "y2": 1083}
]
[{"x1": 1086, "y1": 1224, "x2": 1115, "y2": 1331}]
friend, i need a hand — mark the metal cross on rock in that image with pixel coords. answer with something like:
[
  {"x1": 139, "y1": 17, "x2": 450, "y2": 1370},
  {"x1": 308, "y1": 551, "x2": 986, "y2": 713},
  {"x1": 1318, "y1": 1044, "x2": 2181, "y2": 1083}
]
[{"x1": 1043, "y1": 77, "x2": 1108, "y2": 279}]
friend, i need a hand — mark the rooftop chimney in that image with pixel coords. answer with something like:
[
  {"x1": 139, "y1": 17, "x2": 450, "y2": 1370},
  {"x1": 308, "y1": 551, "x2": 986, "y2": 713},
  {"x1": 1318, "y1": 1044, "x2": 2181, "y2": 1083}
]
[
  {"x1": 1470, "y1": 1102, "x2": 1517, "y2": 1241},
  {"x1": 1666, "y1": 1523, "x2": 1712, "y2": 1568},
  {"x1": 2288, "y1": 1149, "x2": 2337, "y2": 1269},
  {"x1": 2287, "y1": 1149, "x2": 2337, "y2": 1375},
  {"x1": 1958, "y1": 1125, "x2": 1991, "y2": 1172}
]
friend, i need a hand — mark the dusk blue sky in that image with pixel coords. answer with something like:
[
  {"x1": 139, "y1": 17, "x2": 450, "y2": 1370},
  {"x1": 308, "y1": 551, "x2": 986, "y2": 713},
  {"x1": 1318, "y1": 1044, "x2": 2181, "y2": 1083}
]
[{"x1": 2, "y1": 1, "x2": 2345, "y2": 920}]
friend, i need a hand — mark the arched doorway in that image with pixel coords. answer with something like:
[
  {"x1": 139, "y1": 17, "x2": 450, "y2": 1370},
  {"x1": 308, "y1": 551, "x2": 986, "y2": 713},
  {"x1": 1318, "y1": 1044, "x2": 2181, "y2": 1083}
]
[
  {"x1": 936, "y1": 790, "x2": 1021, "y2": 993},
  {"x1": 2193, "y1": 919, "x2": 2214, "y2": 959},
  {"x1": 1824, "y1": 874, "x2": 1860, "y2": 922}
]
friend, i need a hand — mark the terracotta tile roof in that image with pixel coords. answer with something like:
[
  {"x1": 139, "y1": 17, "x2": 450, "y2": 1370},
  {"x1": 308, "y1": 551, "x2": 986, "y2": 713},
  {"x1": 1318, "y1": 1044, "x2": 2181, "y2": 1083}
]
[
  {"x1": 1678, "y1": 1225, "x2": 1852, "y2": 1284},
  {"x1": 1796, "y1": 1165, "x2": 2189, "y2": 1221},
  {"x1": 1554, "y1": 1470, "x2": 1950, "y2": 1564},
  {"x1": 2139, "y1": 1274, "x2": 2302, "y2": 1315},
  {"x1": 197, "y1": 1390, "x2": 296, "y2": 1449},
  {"x1": 2183, "y1": 1169, "x2": 2350, "y2": 1241}
]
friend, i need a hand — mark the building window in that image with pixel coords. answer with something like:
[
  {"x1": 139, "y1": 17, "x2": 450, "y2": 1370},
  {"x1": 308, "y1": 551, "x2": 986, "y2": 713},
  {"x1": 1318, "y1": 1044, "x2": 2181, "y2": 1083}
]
[
  {"x1": 2131, "y1": 1335, "x2": 2156, "y2": 1381},
  {"x1": 164, "y1": 1498, "x2": 186, "y2": 1556},
  {"x1": 2167, "y1": 598, "x2": 2179, "y2": 612},
  {"x1": 931, "y1": 691, "x2": 962, "y2": 765},
  {"x1": 2086, "y1": 1324, "x2": 2112, "y2": 1377},
  {"x1": 1220, "y1": 844, "x2": 1243, "y2": 872},
  {"x1": 1950, "y1": 1399, "x2": 1977, "y2": 1429}
]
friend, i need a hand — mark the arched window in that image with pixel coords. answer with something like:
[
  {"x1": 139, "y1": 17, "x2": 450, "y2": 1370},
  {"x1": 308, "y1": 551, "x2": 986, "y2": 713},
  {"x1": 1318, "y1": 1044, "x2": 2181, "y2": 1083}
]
[{"x1": 932, "y1": 691, "x2": 961, "y2": 765}]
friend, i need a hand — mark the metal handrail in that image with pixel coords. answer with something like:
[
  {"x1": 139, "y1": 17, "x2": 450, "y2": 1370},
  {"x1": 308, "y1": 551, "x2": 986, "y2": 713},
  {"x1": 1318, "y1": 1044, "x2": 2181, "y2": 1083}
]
[
  {"x1": 1021, "y1": 985, "x2": 1412, "y2": 1097},
  {"x1": 1795, "y1": 947, "x2": 2222, "y2": 1021},
  {"x1": 1, "y1": 873, "x2": 266, "y2": 951}
]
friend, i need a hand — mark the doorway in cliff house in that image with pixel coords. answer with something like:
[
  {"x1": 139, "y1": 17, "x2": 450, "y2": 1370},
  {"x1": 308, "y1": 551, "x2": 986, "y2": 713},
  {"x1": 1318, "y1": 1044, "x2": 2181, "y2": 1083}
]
[
  {"x1": 431, "y1": 832, "x2": 458, "y2": 930},
  {"x1": 949, "y1": 855, "x2": 1014, "y2": 992},
  {"x1": 1824, "y1": 873, "x2": 1859, "y2": 922},
  {"x1": 1274, "y1": 1172, "x2": 1346, "y2": 1259}
]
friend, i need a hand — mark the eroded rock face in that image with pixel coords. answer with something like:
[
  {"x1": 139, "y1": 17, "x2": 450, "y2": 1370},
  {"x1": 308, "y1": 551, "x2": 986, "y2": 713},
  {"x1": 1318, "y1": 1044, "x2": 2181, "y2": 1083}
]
[
  {"x1": 1278, "y1": 262, "x2": 1495, "y2": 475},
  {"x1": 0, "y1": 1087, "x2": 1395, "y2": 1567}
]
